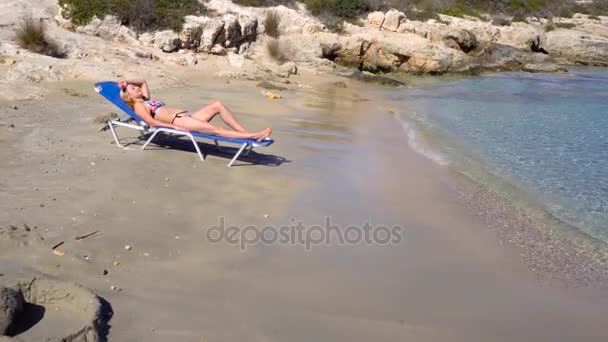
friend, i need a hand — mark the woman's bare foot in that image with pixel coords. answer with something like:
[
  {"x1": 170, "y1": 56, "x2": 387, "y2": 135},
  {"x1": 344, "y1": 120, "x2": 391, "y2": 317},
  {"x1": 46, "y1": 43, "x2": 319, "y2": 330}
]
[{"x1": 254, "y1": 127, "x2": 272, "y2": 141}]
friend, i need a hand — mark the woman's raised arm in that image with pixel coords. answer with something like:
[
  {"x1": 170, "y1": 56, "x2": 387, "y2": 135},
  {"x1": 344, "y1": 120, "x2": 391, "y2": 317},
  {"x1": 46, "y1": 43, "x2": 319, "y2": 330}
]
[{"x1": 122, "y1": 79, "x2": 150, "y2": 99}]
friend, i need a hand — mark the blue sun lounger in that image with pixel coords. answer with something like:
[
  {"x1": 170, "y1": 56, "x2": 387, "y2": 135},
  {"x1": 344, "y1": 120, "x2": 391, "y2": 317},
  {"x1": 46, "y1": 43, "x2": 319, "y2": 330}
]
[{"x1": 94, "y1": 81, "x2": 274, "y2": 167}]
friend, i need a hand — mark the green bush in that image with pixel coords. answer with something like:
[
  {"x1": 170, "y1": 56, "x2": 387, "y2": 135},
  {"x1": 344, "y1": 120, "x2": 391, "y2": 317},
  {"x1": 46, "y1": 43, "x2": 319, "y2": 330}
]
[
  {"x1": 441, "y1": 6, "x2": 466, "y2": 17},
  {"x1": 304, "y1": 0, "x2": 370, "y2": 18},
  {"x1": 264, "y1": 10, "x2": 281, "y2": 38},
  {"x1": 58, "y1": 0, "x2": 207, "y2": 32},
  {"x1": 15, "y1": 17, "x2": 65, "y2": 58}
]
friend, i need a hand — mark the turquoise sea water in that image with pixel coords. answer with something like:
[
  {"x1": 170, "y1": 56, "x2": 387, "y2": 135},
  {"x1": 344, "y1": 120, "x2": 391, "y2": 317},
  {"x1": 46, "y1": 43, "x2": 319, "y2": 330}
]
[{"x1": 391, "y1": 69, "x2": 608, "y2": 243}]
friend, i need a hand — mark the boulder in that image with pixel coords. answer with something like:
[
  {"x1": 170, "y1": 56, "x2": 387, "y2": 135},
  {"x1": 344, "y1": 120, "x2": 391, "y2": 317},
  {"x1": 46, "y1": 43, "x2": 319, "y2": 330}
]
[
  {"x1": 367, "y1": 11, "x2": 385, "y2": 29},
  {"x1": 444, "y1": 29, "x2": 478, "y2": 53},
  {"x1": 279, "y1": 61, "x2": 298, "y2": 76},
  {"x1": 180, "y1": 18, "x2": 204, "y2": 50},
  {"x1": 201, "y1": 18, "x2": 226, "y2": 53},
  {"x1": 154, "y1": 30, "x2": 180, "y2": 52},
  {"x1": 223, "y1": 14, "x2": 242, "y2": 48},
  {"x1": 210, "y1": 44, "x2": 227, "y2": 55},
  {"x1": 0, "y1": 285, "x2": 23, "y2": 335},
  {"x1": 401, "y1": 49, "x2": 464, "y2": 75},
  {"x1": 383, "y1": 10, "x2": 406, "y2": 32},
  {"x1": 543, "y1": 30, "x2": 608, "y2": 66},
  {"x1": 361, "y1": 44, "x2": 410, "y2": 73},
  {"x1": 239, "y1": 15, "x2": 258, "y2": 42}
]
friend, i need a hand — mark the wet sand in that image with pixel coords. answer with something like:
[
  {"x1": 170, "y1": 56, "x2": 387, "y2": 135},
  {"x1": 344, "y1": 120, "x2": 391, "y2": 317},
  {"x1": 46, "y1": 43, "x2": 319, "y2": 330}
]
[{"x1": 1, "y1": 73, "x2": 608, "y2": 341}]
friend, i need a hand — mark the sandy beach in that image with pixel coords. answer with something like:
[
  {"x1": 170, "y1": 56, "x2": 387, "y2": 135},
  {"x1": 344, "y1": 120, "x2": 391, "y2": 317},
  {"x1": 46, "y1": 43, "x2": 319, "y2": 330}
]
[{"x1": 1, "y1": 67, "x2": 608, "y2": 341}]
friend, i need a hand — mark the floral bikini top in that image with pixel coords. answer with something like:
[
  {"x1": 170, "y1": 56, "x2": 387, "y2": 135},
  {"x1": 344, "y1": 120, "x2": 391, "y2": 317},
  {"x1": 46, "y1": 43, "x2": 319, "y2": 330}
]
[{"x1": 144, "y1": 99, "x2": 166, "y2": 117}]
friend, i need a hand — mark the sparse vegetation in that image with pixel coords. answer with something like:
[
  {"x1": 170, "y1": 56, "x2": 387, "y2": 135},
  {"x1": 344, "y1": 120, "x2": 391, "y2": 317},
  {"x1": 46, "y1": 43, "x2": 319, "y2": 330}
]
[
  {"x1": 320, "y1": 15, "x2": 347, "y2": 33},
  {"x1": 264, "y1": 10, "x2": 281, "y2": 38},
  {"x1": 15, "y1": 17, "x2": 65, "y2": 58},
  {"x1": 588, "y1": 15, "x2": 600, "y2": 20},
  {"x1": 287, "y1": 0, "x2": 608, "y2": 21},
  {"x1": 58, "y1": 0, "x2": 207, "y2": 32},
  {"x1": 544, "y1": 22, "x2": 555, "y2": 31},
  {"x1": 555, "y1": 22, "x2": 576, "y2": 29},
  {"x1": 266, "y1": 38, "x2": 290, "y2": 63},
  {"x1": 304, "y1": 0, "x2": 370, "y2": 18}
]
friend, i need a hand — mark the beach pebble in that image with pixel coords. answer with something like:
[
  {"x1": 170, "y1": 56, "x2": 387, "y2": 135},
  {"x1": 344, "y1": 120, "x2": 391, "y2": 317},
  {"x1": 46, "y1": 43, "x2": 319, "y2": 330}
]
[
  {"x1": 90, "y1": 162, "x2": 96, "y2": 166},
  {"x1": 12, "y1": 105, "x2": 18, "y2": 110},
  {"x1": 264, "y1": 214, "x2": 270, "y2": 218},
  {"x1": 110, "y1": 285, "x2": 117, "y2": 291},
  {"x1": 113, "y1": 261, "x2": 120, "y2": 267},
  {"x1": 124, "y1": 245, "x2": 132, "y2": 251},
  {"x1": 102, "y1": 269, "x2": 108, "y2": 276},
  {"x1": 164, "y1": 177, "x2": 170, "y2": 182}
]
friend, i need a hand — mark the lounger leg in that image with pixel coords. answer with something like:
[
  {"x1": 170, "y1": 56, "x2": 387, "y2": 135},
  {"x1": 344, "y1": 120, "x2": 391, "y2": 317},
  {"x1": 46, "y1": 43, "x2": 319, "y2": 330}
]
[
  {"x1": 108, "y1": 121, "x2": 124, "y2": 148},
  {"x1": 242, "y1": 145, "x2": 254, "y2": 156},
  {"x1": 142, "y1": 130, "x2": 162, "y2": 150},
  {"x1": 214, "y1": 140, "x2": 224, "y2": 152},
  {"x1": 187, "y1": 134, "x2": 205, "y2": 161},
  {"x1": 228, "y1": 143, "x2": 248, "y2": 167}
]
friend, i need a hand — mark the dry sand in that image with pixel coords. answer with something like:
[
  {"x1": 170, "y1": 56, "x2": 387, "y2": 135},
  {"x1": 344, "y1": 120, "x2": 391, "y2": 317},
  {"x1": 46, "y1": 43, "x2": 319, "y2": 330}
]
[{"x1": 1, "y1": 70, "x2": 608, "y2": 341}]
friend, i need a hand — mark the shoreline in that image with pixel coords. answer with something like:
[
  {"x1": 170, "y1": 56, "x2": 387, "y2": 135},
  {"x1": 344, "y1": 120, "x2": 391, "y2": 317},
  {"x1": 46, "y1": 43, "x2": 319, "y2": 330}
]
[{"x1": 379, "y1": 72, "x2": 608, "y2": 287}]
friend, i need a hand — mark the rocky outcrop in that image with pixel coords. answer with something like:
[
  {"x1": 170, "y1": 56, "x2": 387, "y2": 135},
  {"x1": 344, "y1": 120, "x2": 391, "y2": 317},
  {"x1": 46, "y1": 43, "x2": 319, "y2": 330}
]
[
  {"x1": 367, "y1": 11, "x2": 385, "y2": 29},
  {"x1": 366, "y1": 10, "x2": 406, "y2": 32},
  {"x1": 444, "y1": 29, "x2": 478, "y2": 53},
  {"x1": 71, "y1": 13, "x2": 258, "y2": 55},
  {"x1": 75, "y1": 15, "x2": 138, "y2": 44},
  {"x1": 319, "y1": 33, "x2": 467, "y2": 75},
  {"x1": 199, "y1": 17, "x2": 226, "y2": 52},
  {"x1": 543, "y1": 30, "x2": 608, "y2": 66}
]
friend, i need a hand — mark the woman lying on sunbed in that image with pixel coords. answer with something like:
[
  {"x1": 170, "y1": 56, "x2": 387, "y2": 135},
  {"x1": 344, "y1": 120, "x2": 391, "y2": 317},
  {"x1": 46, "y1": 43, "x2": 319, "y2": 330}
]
[{"x1": 119, "y1": 79, "x2": 272, "y2": 141}]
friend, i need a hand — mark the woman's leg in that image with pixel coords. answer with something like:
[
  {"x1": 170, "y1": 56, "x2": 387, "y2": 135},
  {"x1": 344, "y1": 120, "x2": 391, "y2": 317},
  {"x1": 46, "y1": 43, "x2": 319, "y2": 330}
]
[
  {"x1": 174, "y1": 116, "x2": 271, "y2": 141},
  {"x1": 192, "y1": 101, "x2": 247, "y2": 133}
]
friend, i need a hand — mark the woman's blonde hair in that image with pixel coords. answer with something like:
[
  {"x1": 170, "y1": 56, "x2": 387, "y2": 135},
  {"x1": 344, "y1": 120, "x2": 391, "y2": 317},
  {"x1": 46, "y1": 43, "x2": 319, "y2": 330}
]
[{"x1": 120, "y1": 89, "x2": 135, "y2": 109}]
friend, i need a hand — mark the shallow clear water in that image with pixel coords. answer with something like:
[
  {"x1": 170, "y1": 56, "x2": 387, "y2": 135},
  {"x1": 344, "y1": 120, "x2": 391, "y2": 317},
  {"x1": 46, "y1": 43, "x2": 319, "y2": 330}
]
[{"x1": 391, "y1": 69, "x2": 608, "y2": 243}]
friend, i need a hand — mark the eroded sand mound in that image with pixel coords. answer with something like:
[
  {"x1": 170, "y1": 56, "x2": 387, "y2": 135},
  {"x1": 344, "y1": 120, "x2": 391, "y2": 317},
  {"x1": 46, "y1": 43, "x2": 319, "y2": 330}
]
[{"x1": 0, "y1": 278, "x2": 109, "y2": 342}]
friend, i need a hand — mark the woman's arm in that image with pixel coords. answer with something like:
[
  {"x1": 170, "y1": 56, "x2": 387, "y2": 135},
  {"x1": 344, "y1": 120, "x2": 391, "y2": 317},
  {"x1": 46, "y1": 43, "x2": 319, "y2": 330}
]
[
  {"x1": 121, "y1": 79, "x2": 150, "y2": 99},
  {"x1": 133, "y1": 103, "x2": 186, "y2": 131}
]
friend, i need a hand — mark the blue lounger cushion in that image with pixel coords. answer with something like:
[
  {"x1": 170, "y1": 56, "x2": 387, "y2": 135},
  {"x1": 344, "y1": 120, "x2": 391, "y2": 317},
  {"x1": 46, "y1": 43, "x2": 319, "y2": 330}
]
[{"x1": 94, "y1": 81, "x2": 274, "y2": 147}]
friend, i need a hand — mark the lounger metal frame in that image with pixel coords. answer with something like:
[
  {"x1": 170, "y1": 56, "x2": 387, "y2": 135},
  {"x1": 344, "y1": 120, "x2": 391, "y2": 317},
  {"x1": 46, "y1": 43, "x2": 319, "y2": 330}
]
[{"x1": 96, "y1": 82, "x2": 271, "y2": 167}]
